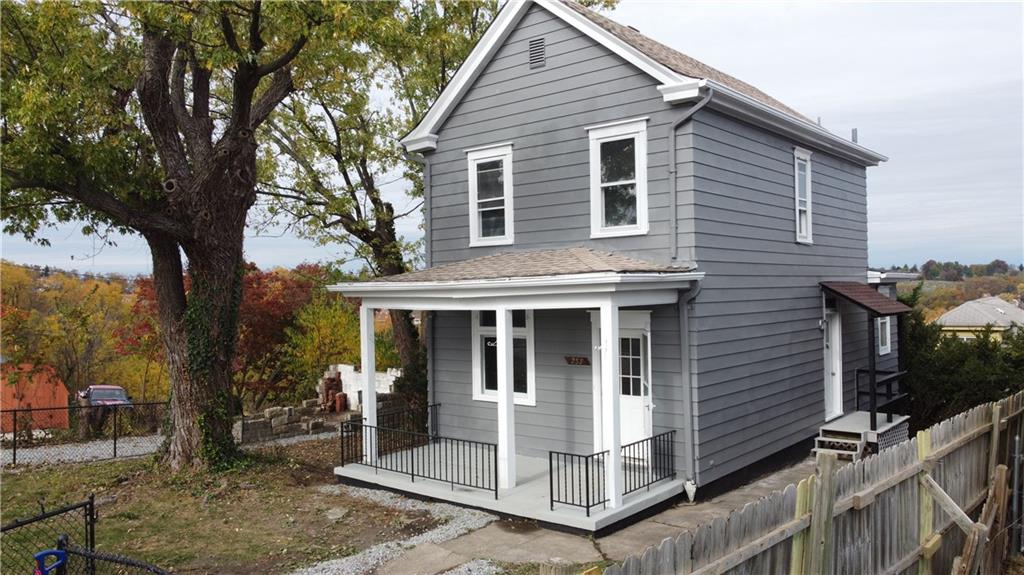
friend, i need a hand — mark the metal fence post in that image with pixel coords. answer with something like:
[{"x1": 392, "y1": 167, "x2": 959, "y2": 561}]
[
  {"x1": 112, "y1": 406, "x2": 119, "y2": 459},
  {"x1": 12, "y1": 409, "x2": 18, "y2": 466}
]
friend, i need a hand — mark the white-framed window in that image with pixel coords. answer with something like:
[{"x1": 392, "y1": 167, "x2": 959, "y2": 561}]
[
  {"x1": 587, "y1": 118, "x2": 649, "y2": 238},
  {"x1": 794, "y1": 147, "x2": 813, "y2": 244},
  {"x1": 467, "y1": 144, "x2": 514, "y2": 246},
  {"x1": 471, "y1": 310, "x2": 535, "y2": 406},
  {"x1": 877, "y1": 316, "x2": 891, "y2": 355}
]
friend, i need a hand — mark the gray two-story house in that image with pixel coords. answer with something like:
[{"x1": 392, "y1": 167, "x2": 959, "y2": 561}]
[{"x1": 332, "y1": 0, "x2": 911, "y2": 531}]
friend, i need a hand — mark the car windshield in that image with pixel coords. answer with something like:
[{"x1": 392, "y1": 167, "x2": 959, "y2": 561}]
[{"x1": 91, "y1": 389, "x2": 127, "y2": 400}]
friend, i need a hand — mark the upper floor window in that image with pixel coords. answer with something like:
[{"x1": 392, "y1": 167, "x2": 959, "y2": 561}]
[
  {"x1": 588, "y1": 118, "x2": 649, "y2": 238},
  {"x1": 794, "y1": 147, "x2": 813, "y2": 244},
  {"x1": 471, "y1": 309, "x2": 535, "y2": 406},
  {"x1": 467, "y1": 144, "x2": 514, "y2": 246}
]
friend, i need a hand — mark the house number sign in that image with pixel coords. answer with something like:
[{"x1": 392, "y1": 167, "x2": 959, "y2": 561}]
[{"x1": 564, "y1": 355, "x2": 590, "y2": 366}]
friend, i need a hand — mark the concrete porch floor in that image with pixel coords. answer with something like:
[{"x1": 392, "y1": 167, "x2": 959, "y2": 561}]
[{"x1": 334, "y1": 450, "x2": 683, "y2": 531}]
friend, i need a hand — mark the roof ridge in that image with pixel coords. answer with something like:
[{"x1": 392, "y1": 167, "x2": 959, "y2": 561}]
[{"x1": 558, "y1": 0, "x2": 811, "y2": 122}]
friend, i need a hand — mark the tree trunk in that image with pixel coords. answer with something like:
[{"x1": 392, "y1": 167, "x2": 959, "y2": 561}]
[{"x1": 145, "y1": 130, "x2": 256, "y2": 470}]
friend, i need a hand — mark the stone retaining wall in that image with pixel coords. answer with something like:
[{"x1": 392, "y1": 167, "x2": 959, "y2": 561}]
[{"x1": 233, "y1": 399, "x2": 349, "y2": 444}]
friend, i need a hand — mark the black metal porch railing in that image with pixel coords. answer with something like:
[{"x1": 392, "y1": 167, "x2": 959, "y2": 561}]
[
  {"x1": 549, "y1": 431, "x2": 677, "y2": 514},
  {"x1": 339, "y1": 421, "x2": 498, "y2": 499},
  {"x1": 622, "y1": 430, "x2": 676, "y2": 495},
  {"x1": 548, "y1": 450, "x2": 609, "y2": 516},
  {"x1": 376, "y1": 403, "x2": 439, "y2": 436}
]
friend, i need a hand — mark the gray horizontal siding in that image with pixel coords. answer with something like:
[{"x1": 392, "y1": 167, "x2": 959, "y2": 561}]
[
  {"x1": 689, "y1": 109, "x2": 874, "y2": 484},
  {"x1": 429, "y1": 305, "x2": 691, "y2": 477},
  {"x1": 425, "y1": 3, "x2": 686, "y2": 266}
]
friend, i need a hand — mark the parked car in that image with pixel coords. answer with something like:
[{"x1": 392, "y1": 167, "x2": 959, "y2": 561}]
[{"x1": 78, "y1": 385, "x2": 132, "y2": 407}]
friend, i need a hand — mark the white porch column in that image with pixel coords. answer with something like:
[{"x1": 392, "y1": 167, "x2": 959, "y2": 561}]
[
  {"x1": 359, "y1": 305, "x2": 377, "y2": 461},
  {"x1": 496, "y1": 307, "x2": 517, "y2": 489},
  {"x1": 590, "y1": 314, "x2": 603, "y2": 453},
  {"x1": 600, "y1": 299, "x2": 623, "y2": 508}
]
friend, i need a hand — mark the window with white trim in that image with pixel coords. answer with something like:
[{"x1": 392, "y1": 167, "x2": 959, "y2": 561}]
[
  {"x1": 877, "y1": 316, "x2": 891, "y2": 355},
  {"x1": 471, "y1": 310, "x2": 535, "y2": 406},
  {"x1": 794, "y1": 147, "x2": 813, "y2": 243},
  {"x1": 588, "y1": 118, "x2": 648, "y2": 238},
  {"x1": 467, "y1": 144, "x2": 514, "y2": 246}
]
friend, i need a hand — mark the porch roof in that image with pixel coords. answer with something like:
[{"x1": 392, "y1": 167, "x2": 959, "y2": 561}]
[
  {"x1": 328, "y1": 248, "x2": 702, "y2": 309},
  {"x1": 820, "y1": 281, "x2": 911, "y2": 316},
  {"x1": 378, "y1": 247, "x2": 694, "y2": 283}
]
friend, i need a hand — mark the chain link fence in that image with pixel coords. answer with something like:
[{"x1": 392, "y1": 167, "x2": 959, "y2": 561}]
[
  {"x1": 0, "y1": 496, "x2": 94, "y2": 574},
  {"x1": 2, "y1": 495, "x2": 169, "y2": 574},
  {"x1": 1, "y1": 403, "x2": 168, "y2": 466}
]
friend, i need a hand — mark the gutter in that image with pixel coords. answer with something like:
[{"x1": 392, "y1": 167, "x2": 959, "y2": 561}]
[
  {"x1": 668, "y1": 86, "x2": 714, "y2": 263},
  {"x1": 704, "y1": 81, "x2": 888, "y2": 166},
  {"x1": 678, "y1": 281, "x2": 702, "y2": 498}
]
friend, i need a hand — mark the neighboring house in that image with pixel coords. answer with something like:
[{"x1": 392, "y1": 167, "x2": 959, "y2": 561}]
[
  {"x1": 935, "y1": 296, "x2": 1024, "y2": 340},
  {"x1": 331, "y1": 0, "x2": 909, "y2": 531}
]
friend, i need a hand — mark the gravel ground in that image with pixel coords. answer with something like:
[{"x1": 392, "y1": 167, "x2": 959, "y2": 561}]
[
  {"x1": 1, "y1": 430, "x2": 340, "y2": 467},
  {"x1": 0, "y1": 434, "x2": 164, "y2": 466},
  {"x1": 289, "y1": 485, "x2": 496, "y2": 575}
]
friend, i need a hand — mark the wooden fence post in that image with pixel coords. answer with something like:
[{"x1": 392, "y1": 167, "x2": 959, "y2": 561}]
[
  {"x1": 917, "y1": 428, "x2": 934, "y2": 575},
  {"x1": 804, "y1": 452, "x2": 836, "y2": 575},
  {"x1": 989, "y1": 404, "x2": 1002, "y2": 482},
  {"x1": 790, "y1": 475, "x2": 812, "y2": 575}
]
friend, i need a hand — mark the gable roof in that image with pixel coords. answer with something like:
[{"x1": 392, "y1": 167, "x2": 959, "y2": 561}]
[
  {"x1": 559, "y1": 0, "x2": 808, "y2": 122},
  {"x1": 820, "y1": 281, "x2": 912, "y2": 316},
  {"x1": 936, "y1": 296, "x2": 1024, "y2": 329},
  {"x1": 402, "y1": 0, "x2": 887, "y2": 166},
  {"x1": 373, "y1": 247, "x2": 695, "y2": 284}
]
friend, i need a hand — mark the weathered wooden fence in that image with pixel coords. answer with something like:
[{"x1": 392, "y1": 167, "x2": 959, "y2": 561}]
[{"x1": 603, "y1": 391, "x2": 1024, "y2": 575}]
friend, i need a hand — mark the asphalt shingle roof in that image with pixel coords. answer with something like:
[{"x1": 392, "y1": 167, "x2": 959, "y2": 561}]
[
  {"x1": 379, "y1": 247, "x2": 695, "y2": 283},
  {"x1": 561, "y1": 0, "x2": 811, "y2": 122},
  {"x1": 820, "y1": 281, "x2": 912, "y2": 316},
  {"x1": 936, "y1": 296, "x2": 1024, "y2": 329}
]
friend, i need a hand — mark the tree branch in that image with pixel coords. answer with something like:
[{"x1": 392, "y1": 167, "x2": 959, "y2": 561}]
[
  {"x1": 136, "y1": 29, "x2": 190, "y2": 184},
  {"x1": 248, "y1": 0, "x2": 264, "y2": 54},
  {"x1": 250, "y1": 68, "x2": 294, "y2": 128},
  {"x1": 219, "y1": 12, "x2": 242, "y2": 54},
  {"x1": 256, "y1": 35, "x2": 307, "y2": 77}
]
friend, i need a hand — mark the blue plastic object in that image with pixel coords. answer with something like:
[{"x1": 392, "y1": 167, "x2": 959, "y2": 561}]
[{"x1": 33, "y1": 549, "x2": 66, "y2": 575}]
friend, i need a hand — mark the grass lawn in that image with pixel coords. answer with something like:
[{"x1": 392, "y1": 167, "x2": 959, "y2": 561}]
[{"x1": 1, "y1": 439, "x2": 438, "y2": 574}]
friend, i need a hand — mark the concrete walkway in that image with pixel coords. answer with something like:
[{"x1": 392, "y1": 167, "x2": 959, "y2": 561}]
[{"x1": 376, "y1": 457, "x2": 817, "y2": 574}]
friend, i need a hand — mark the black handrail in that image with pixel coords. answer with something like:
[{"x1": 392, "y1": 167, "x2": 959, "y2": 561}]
[
  {"x1": 340, "y1": 421, "x2": 498, "y2": 499},
  {"x1": 622, "y1": 430, "x2": 676, "y2": 495},
  {"x1": 548, "y1": 449, "x2": 608, "y2": 516}
]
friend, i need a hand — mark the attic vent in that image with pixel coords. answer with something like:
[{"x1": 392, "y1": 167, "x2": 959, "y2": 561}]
[{"x1": 528, "y1": 37, "x2": 546, "y2": 69}]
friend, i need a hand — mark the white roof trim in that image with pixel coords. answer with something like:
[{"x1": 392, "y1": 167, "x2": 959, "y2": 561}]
[
  {"x1": 401, "y1": 0, "x2": 698, "y2": 152},
  {"x1": 329, "y1": 270, "x2": 704, "y2": 298},
  {"x1": 401, "y1": 0, "x2": 887, "y2": 167},
  {"x1": 401, "y1": 0, "x2": 534, "y2": 152}
]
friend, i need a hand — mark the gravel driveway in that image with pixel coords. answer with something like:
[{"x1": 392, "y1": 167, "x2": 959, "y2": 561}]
[{"x1": 1, "y1": 430, "x2": 339, "y2": 467}]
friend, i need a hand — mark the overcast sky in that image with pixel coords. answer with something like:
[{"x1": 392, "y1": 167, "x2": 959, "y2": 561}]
[{"x1": 3, "y1": 0, "x2": 1022, "y2": 275}]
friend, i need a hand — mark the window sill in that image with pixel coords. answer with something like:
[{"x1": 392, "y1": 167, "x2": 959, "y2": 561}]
[
  {"x1": 590, "y1": 226, "x2": 648, "y2": 239},
  {"x1": 795, "y1": 239, "x2": 814, "y2": 245},
  {"x1": 878, "y1": 349, "x2": 891, "y2": 356},
  {"x1": 472, "y1": 392, "x2": 536, "y2": 407},
  {"x1": 469, "y1": 237, "x2": 514, "y2": 248}
]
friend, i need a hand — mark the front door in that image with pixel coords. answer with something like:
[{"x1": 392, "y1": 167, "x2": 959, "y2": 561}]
[
  {"x1": 823, "y1": 308, "x2": 843, "y2": 421},
  {"x1": 619, "y1": 330, "x2": 652, "y2": 446}
]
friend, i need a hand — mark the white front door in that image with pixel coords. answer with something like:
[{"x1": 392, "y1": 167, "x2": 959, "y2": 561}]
[
  {"x1": 619, "y1": 330, "x2": 652, "y2": 446},
  {"x1": 823, "y1": 309, "x2": 843, "y2": 421}
]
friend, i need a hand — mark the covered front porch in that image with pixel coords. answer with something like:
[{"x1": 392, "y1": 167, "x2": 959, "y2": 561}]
[{"x1": 329, "y1": 248, "x2": 702, "y2": 530}]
